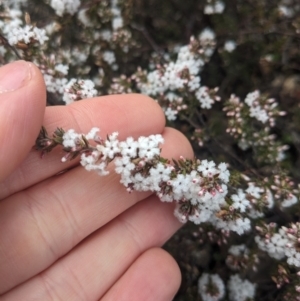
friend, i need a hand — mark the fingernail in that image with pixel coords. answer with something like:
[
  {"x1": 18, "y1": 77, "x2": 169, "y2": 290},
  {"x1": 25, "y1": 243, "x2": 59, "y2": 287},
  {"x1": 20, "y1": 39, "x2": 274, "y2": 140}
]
[{"x1": 0, "y1": 61, "x2": 32, "y2": 94}]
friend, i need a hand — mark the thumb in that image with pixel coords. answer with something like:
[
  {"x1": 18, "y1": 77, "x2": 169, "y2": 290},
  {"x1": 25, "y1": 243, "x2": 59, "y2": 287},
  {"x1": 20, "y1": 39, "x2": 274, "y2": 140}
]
[{"x1": 0, "y1": 61, "x2": 46, "y2": 182}]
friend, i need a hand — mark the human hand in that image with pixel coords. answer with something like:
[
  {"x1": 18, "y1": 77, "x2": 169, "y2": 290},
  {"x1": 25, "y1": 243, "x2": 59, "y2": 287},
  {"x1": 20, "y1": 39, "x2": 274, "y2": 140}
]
[{"x1": 0, "y1": 61, "x2": 193, "y2": 300}]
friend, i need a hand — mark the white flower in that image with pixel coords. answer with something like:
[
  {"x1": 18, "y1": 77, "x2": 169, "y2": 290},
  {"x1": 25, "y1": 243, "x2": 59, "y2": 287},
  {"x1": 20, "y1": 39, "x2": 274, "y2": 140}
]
[
  {"x1": 164, "y1": 107, "x2": 178, "y2": 121},
  {"x1": 189, "y1": 206, "x2": 212, "y2": 224},
  {"x1": 114, "y1": 156, "x2": 135, "y2": 176},
  {"x1": 8, "y1": 25, "x2": 33, "y2": 45},
  {"x1": 282, "y1": 194, "x2": 298, "y2": 208},
  {"x1": 149, "y1": 163, "x2": 172, "y2": 182},
  {"x1": 234, "y1": 218, "x2": 251, "y2": 234},
  {"x1": 228, "y1": 244, "x2": 248, "y2": 256},
  {"x1": 78, "y1": 8, "x2": 92, "y2": 26},
  {"x1": 159, "y1": 193, "x2": 174, "y2": 203},
  {"x1": 198, "y1": 273, "x2": 225, "y2": 301},
  {"x1": 238, "y1": 139, "x2": 250, "y2": 151},
  {"x1": 63, "y1": 79, "x2": 98, "y2": 104},
  {"x1": 224, "y1": 40, "x2": 236, "y2": 52},
  {"x1": 265, "y1": 189, "x2": 274, "y2": 209},
  {"x1": 213, "y1": 216, "x2": 251, "y2": 235},
  {"x1": 54, "y1": 78, "x2": 68, "y2": 94},
  {"x1": 231, "y1": 189, "x2": 250, "y2": 212},
  {"x1": 112, "y1": 16, "x2": 123, "y2": 29},
  {"x1": 55, "y1": 64, "x2": 69, "y2": 75},
  {"x1": 228, "y1": 274, "x2": 256, "y2": 301},
  {"x1": 199, "y1": 28, "x2": 216, "y2": 42},
  {"x1": 170, "y1": 174, "x2": 190, "y2": 199},
  {"x1": 278, "y1": 5, "x2": 294, "y2": 17},
  {"x1": 102, "y1": 51, "x2": 116, "y2": 65},
  {"x1": 50, "y1": 0, "x2": 81, "y2": 16},
  {"x1": 119, "y1": 137, "x2": 139, "y2": 158},
  {"x1": 204, "y1": 1, "x2": 225, "y2": 14},
  {"x1": 137, "y1": 136, "x2": 161, "y2": 160},
  {"x1": 255, "y1": 228, "x2": 288, "y2": 260},
  {"x1": 132, "y1": 173, "x2": 151, "y2": 191},
  {"x1": 62, "y1": 129, "x2": 81, "y2": 148},
  {"x1": 165, "y1": 92, "x2": 181, "y2": 103},
  {"x1": 285, "y1": 247, "x2": 300, "y2": 267},
  {"x1": 85, "y1": 127, "x2": 100, "y2": 140},
  {"x1": 249, "y1": 106, "x2": 269, "y2": 123},
  {"x1": 246, "y1": 183, "x2": 262, "y2": 199},
  {"x1": 188, "y1": 76, "x2": 201, "y2": 91},
  {"x1": 197, "y1": 159, "x2": 216, "y2": 177},
  {"x1": 33, "y1": 27, "x2": 49, "y2": 44},
  {"x1": 80, "y1": 79, "x2": 98, "y2": 98},
  {"x1": 214, "y1": 1, "x2": 225, "y2": 13},
  {"x1": 98, "y1": 132, "x2": 120, "y2": 159},
  {"x1": 218, "y1": 162, "x2": 230, "y2": 183},
  {"x1": 204, "y1": 5, "x2": 214, "y2": 14},
  {"x1": 245, "y1": 90, "x2": 260, "y2": 107},
  {"x1": 196, "y1": 87, "x2": 214, "y2": 109},
  {"x1": 100, "y1": 30, "x2": 112, "y2": 41}
]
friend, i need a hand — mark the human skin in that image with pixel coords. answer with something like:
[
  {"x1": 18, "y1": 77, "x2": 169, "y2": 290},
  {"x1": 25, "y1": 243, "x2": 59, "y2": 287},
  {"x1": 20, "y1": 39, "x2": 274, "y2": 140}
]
[{"x1": 0, "y1": 61, "x2": 193, "y2": 301}]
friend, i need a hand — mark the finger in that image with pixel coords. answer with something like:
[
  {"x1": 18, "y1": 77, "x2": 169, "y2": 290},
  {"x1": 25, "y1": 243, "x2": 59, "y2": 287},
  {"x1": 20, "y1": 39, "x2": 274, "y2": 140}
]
[
  {"x1": 0, "y1": 61, "x2": 46, "y2": 182},
  {"x1": 0, "y1": 128, "x2": 193, "y2": 293},
  {"x1": 101, "y1": 248, "x2": 181, "y2": 301},
  {"x1": 0, "y1": 94, "x2": 165, "y2": 199},
  {"x1": 1, "y1": 193, "x2": 183, "y2": 301}
]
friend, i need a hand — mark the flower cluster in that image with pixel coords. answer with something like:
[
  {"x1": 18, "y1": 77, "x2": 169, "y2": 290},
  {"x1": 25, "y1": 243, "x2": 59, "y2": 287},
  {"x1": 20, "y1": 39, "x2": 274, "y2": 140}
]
[
  {"x1": 62, "y1": 79, "x2": 98, "y2": 104},
  {"x1": 36, "y1": 126, "x2": 235, "y2": 230},
  {"x1": 226, "y1": 244, "x2": 259, "y2": 272},
  {"x1": 7, "y1": 24, "x2": 48, "y2": 46},
  {"x1": 108, "y1": 31, "x2": 220, "y2": 121},
  {"x1": 224, "y1": 91, "x2": 288, "y2": 163},
  {"x1": 256, "y1": 222, "x2": 300, "y2": 268},
  {"x1": 198, "y1": 273, "x2": 256, "y2": 301},
  {"x1": 204, "y1": 0, "x2": 225, "y2": 15},
  {"x1": 198, "y1": 273, "x2": 225, "y2": 301},
  {"x1": 228, "y1": 274, "x2": 256, "y2": 301},
  {"x1": 50, "y1": 0, "x2": 81, "y2": 17}
]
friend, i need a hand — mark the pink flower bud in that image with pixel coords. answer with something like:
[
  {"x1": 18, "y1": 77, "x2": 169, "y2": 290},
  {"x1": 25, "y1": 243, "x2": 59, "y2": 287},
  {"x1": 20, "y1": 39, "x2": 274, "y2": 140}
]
[
  {"x1": 198, "y1": 189, "x2": 204, "y2": 196},
  {"x1": 138, "y1": 160, "x2": 145, "y2": 168}
]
